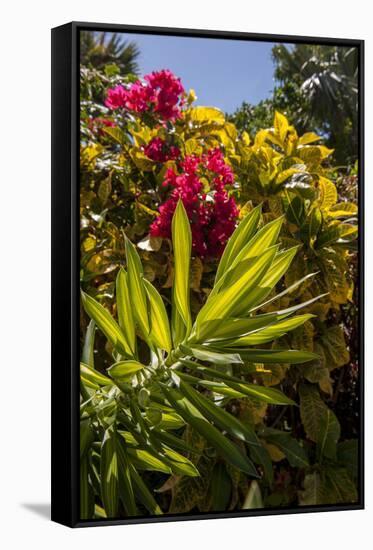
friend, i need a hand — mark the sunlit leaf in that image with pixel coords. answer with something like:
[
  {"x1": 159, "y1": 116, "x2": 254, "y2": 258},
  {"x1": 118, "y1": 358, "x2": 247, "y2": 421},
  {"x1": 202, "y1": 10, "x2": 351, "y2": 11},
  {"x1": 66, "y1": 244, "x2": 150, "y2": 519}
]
[
  {"x1": 125, "y1": 237, "x2": 150, "y2": 336},
  {"x1": 161, "y1": 384, "x2": 258, "y2": 476},
  {"x1": 215, "y1": 204, "x2": 262, "y2": 283},
  {"x1": 116, "y1": 269, "x2": 136, "y2": 355},
  {"x1": 108, "y1": 360, "x2": 145, "y2": 381},
  {"x1": 143, "y1": 278, "x2": 172, "y2": 353},
  {"x1": 172, "y1": 200, "x2": 192, "y2": 344},
  {"x1": 100, "y1": 426, "x2": 119, "y2": 517},
  {"x1": 81, "y1": 291, "x2": 132, "y2": 357}
]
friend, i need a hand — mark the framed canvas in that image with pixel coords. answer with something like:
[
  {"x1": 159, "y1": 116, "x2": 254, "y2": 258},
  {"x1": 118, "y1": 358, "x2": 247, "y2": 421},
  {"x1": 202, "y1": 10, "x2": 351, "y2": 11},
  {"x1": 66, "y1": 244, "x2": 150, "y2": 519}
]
[{"x1": 51, "y1": 22, "x2": 364, "y2": 527}]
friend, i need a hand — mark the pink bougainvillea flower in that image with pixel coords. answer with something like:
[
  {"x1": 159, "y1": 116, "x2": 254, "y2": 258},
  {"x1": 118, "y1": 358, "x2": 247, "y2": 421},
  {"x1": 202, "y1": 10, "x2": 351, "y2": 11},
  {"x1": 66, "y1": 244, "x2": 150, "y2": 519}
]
[
  {"x1": 144, "y1": 70, "x2": 185, "y2": 120},
  {"x1": 104, "y1": 69, "x2": 185, "y2": 121},
  {"x1": 143, "y1": 137, "x2": 180, "y2": 162},
  {"x1": 150, "y1": 148, "x2": 238, "y2": 258},
  {"x1": 104, "y1": 85, "x2": 128, "y2": 110}
]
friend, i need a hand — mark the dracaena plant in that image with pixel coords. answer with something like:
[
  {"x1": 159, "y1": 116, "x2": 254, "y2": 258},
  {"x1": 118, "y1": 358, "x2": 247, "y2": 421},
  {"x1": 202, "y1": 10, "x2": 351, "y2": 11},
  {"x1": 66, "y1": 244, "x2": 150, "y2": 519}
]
[{"x1": 80, "y1": 200, "x2": 321, "y2": 519}]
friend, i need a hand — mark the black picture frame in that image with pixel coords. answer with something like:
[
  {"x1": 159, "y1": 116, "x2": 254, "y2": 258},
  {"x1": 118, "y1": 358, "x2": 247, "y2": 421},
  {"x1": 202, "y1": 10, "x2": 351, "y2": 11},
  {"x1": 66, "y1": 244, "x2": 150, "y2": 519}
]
[{"x1": 51, "y1": 21, "x2": 365, "y2": 528}]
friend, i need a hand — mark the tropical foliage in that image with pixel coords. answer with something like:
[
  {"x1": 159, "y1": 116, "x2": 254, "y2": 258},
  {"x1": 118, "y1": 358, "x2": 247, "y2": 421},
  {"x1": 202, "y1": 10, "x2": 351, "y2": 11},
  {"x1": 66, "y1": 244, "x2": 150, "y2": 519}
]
[
  {"x1": 230, "y1": 44, "x2": 358, "y2": 165},
  {"x1": 79, "y1": 42, "x2": 359, "y2": 519}
]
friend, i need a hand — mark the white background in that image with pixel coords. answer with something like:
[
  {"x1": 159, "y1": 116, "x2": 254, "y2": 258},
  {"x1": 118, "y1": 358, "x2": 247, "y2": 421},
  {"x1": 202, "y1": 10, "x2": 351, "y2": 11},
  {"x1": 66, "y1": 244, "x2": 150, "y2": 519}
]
[{"x1": 0, "y1": 0, "x2": 370, "y2": 547}]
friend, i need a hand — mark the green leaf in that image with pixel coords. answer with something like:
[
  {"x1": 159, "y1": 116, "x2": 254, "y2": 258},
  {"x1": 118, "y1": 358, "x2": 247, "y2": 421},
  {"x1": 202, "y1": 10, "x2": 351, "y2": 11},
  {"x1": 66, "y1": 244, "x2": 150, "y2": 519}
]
[
  {"x1": 225, "y1": 380, "x2": 295, "y2": 405},
  {"x1": 158, "y1": 412, "x2": 186, "y2": 430},
  {"x1": 316, "y1": 408, "x2": 341, "y2": 461},
  {"x1": 172, "y1": 200, "x2": 192, "y2": 341},
  {"x1": 100, "y1": 426, "x2": 119, "y2": 518},
  {"x1": 240, "y1": 246, "x2": 300, "y2": 314},
  {"x1": 286, "y1": 196, "x2": 305, "y2": 227},
  {"x1": 154, "y1": 429, "x2": 201, "y2": 456},
  {"x1": 80, "y1": 419, "x2": 94, "y2": 459},
  {"x1": 80, "y1": 362, "x2": 113, "y2": 388},
  {"x1": 178, "y1": 379, "x2": 260, "y2": 449},
  {"x1": 81, "y1": 291, "x2": 131, "y2": 357},
  {"x1": 337, "y1": 440, "x2": 358, "y2": 480},
  {"x1": 125, "y1": 237, "x2": 150, "y2": 336},
  {"x1": 102, "y1": 125, "x2": 129, "y2": 145},
  {"x1": 318, "y1": 176, "x2": 337, "y2": 209},
  {"x1": 198, "y1": 314, "x2": 283, "y2": 343},
  {"x1": 129, "y1": 464, "x2": 163, "y2": 515},
  {"x1": 196, "y1": 247, "x2": 278, "y2": 329},
  {"x1": 116, "y1": 437, "x2": 137, "y2": 516},
  {"x1": 127, "y1": 448, "x2": 172, "y2": 474},
  {"x1": 243, "y1": 480, "x2": 264, "y2": 509},
  {"x1": 299, "y1": 384, "x2": 329, "y2": 442},
  {"x1": 82, "y1": 319, "x2": 95, "y2": 367},
  {"x1": 116, "y1": 269, "x2": 136, "y2": 355},
  {"x1": 250, "y1": 271, "x2": 319, "y2": 313},
  {"x1": 162, "y1": 447, "x2": 200, "y2": 477},
  {"x1": 215, "y1": 204, "x2": 262, "y2": 283},
  {"x1": 299, "y1": 472, "x2": 324, "y2": 505},
  {"x1": 223, "y1": 314, "x2": 315, "y2": 346},
  {"x1": 198, "y1": 295, "x2": 323, "y2": 343},
  {"x1": 328, "y1": 202, "x2": 358, "y2": 218},
  {"x1": 180, "y1": 343, "x2": 243, "y2": 365},
  {"x1": 248, "y1": 444, "x2": 274, "y2": 485},
  {"x1": 172, "y1": 306, "x2": 188, "y2": 352},
  {"x1": 206, "y1": 346, "x2": 319, "y2": 365},
  {"x1": 308, "y1": 207, "x2": 323, "y2": 242},
  {"x1": 263, "y1": 429, "x2": 309, "y2": 467},
  {"x1": 161, "y1": 384, "x2": 258, "y2": 476},
  {"x1": 211, "y1": 463, "x2": 232, "y2": 511},
  {"x1": 178, "y1": 371, "x2": 248, "y2": 399},
  {"x1": 182, "y1": 361, "x2": 295, "y2": 406},
  {"x1": 80, "y1": 454, "x2": 94, "y2": 519},
  {"x1": 316, "y1": 223, "x2": 357, "y2": 248},
  {"x1": 322, "y1": 467, "x2": 358, "y2": 504},
  {"x1": 143, "y1": 279, "x2": 172, "y2": 353},
  {"x1": 231, "y1": 216, "x2": 284, "y2": 270},
  {"x1": 108, "y1": 360, "x2": 145, "y2": 381}
]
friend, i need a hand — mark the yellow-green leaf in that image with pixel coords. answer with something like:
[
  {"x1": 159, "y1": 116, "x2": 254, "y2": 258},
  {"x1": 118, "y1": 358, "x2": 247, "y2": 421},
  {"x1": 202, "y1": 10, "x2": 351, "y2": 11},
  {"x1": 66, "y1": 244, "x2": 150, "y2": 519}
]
[
  {"x1": 225, "y1": 314, "x2": 315, "y2": 346},
  {"x1": 231, "y1": 216, "x2": 284, "y2": 270},
  {"x1": 127, "y1": 448, "x2": 172, "y2": 474},
  {"x1": 178, "y1": 379, "x2": 260, "y2": 449},
  {"x1": 81, "y1": 291, "x2": 131, "y2": 357},
  {"x1": 215, "y1": 204, "x2": 262, "y2": 283},
  {"x1": 108, "y1": 360, "x2": 145, "y2": 381},
  {"x1": 328, "y1": 202, "x2": 358, "y2": 218},
  {"x1": 100, "y1": 427, "x2": 119, "y2": 518},
  {"x1": 143, "y1": 278, "x2": 172, "y2": 353},
  {"x1": 80, "y1": 362, "x2": 114, "y2": 388},
  {"x1": 161, "y1": 385, "x2": 258, "y2": 476},
  {"x1": 274, "y1": 111, "x2": 289, "y2": 143},
  {"x1": 298, "y1": 132, "x2": 321, "y2": 146},
  {"x1": 318, "y1": 176, "x2": 338, "y2": 210},
  {"x1": 172, "y1": 200, "x2": 192, "y2": 340},
  {"x1": 196, "y1": 247, "x2": 277, "y2": 328},
  {"x1": 116, "y1": 269, "x2": 136, "y2": 355},
  {"x1": 243, "y1": 481, "x2": 264, "y2": 509},
  {"x1": 125, "y1": 237, "x2": 150, "y2": 336},
  {"x1": 189, "y1": 106, "x2": 225, "y2": 125}
]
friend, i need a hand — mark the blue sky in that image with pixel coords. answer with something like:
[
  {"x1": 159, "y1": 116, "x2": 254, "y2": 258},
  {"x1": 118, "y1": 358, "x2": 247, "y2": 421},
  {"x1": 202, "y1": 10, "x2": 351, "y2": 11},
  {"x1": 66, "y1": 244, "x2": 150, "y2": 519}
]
[{"x1": 109, "y1": 33, "x2": 292, "y2": 114}]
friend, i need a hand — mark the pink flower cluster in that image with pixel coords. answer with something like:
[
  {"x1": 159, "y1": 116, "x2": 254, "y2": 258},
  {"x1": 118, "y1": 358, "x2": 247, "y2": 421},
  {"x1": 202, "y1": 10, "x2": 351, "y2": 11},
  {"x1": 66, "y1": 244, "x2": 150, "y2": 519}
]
[
  {"x1": 143, "y1": 137, "x2": 180, "y2": 162},
  {"x1": 105, "y1": 70, "x2": 185, "y2": 121},
  {"x1": 150, "y1": 148, "x2": 238, "y2": 257}
]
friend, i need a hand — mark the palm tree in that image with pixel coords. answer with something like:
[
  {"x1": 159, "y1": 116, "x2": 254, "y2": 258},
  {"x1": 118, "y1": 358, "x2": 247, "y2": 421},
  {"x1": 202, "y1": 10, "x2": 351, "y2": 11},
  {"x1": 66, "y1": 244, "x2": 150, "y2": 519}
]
[
  {"x1": 272, "y1": 44, "x2": 358, "y2": 164},
  {"x1": 80, "y1": 31, "x2": 140, "y2": 75}
]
